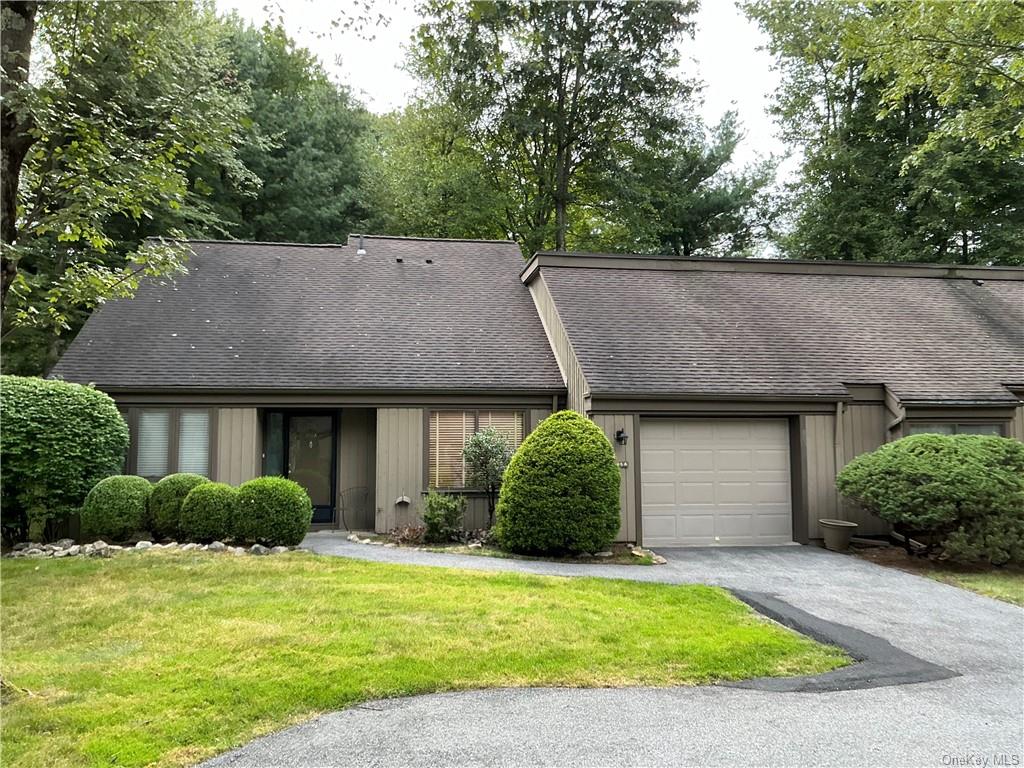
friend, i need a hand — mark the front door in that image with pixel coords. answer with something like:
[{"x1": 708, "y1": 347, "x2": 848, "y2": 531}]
[{"x1": 263, "y1": 411, "x2": 337, "y2": 525}]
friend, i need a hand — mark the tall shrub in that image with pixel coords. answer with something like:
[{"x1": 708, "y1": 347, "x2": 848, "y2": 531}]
[
  {"x1": 0, "y1": 375, "x2": 128, "y2": 541},
  {"x1": 463, "y1": 427, "x2": 513, "y2": 526},
  {"x1": 837, "y1": 434, "x2": 1024, "y2": 565},
  {"x1": 495, "y1": 411, "x2": 620, "y2": 555}
]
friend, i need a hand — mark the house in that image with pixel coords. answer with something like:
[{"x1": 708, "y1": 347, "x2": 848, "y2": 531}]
[{"x1": 52, "y1": 235, "x2": 1024, "y2": 547}]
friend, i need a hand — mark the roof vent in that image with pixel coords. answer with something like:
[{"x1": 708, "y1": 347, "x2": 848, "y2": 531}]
[
  {"x1": 396, "y1": 257, "x2": 403, "y2": 263},
  {"x1": 356, "y1": 234, "x2": 367, "y2": 256},
  {"x1": 425, "y1": 258, "x2": 433, "y2": 264},
  {"x1": 973, "y1": 278, "x2": 984, "y2": 286}
]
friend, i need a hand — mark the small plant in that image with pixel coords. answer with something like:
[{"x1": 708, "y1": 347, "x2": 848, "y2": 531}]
[
  {"x1": 1, "y1": 375, "x2": 129, "y2": 542},
  {"x1": 837, "y1": 434, "x2": 1024, "y2": 565},
  {"x1": 463, "y1": 427, "x2": 513, "y2": 526},
  {"x1": 236, "y1": 476, "x2": 313, "y2": 546},
  {"x1": 179, "y1": 483, "x2": 238, "y2": 543},
  {"x1": 80, "y1": 475, "x2": 153, "y2": 542},
  {"x1": 149, "y1": 473, "x2": 209, "y2": 539},
  {"x1": 388, "y1": 525, "x2": 426, "y2": 545},
  {"x1": 495, "y1": 411, "x2": 620, "y2": 555},
  {"x1": 422, "y1": 489, "x2": 465, "y2": 543}
]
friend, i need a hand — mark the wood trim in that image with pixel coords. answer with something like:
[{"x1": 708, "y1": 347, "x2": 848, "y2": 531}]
[
  {"x1": 632, "y1": 412, "x2": 642, "y2": 546},
  {"x1": 591, "y1": 398, "x2": 840, "y2": 415},
  {"x1": 108, "y1": 392, "x2": 561, "y2": 407},
  {"x1": 789, "y1": 415, "x2": 808, "y2": 545}
]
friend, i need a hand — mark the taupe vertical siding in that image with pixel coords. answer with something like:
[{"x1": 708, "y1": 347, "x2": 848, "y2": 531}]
[
  {"x1": 837, "y1": 403, "x2": 890, "y2": 535},
  {"x1": 801, "y1": 414, "x2": 838, "y2": 540},
  {"x1": 1011, "y1": 404, "x2": 1024, "y2": 441},
  {"x1": 529, "y1": 408, "x2": 552, "y2": 431},
  {"x1": 528, "y1": 273, "x2": 589, "y2": 413},
  {"x1": 592, "y1": 414, "x2": 637, "y2": 543},
  {"x1": 375, "y1": 408, "x2": 424, "y2": 532},
  {"x1": 215, "y1": 408, "x2": 259, "y2": 486},
  {"x1": 340, "y1": 408, "x2": 377, "y2": 530}
]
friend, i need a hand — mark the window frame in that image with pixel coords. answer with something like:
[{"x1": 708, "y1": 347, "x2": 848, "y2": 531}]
[
  {"x1": 424, "y1": 409, "x2": 527, "y2": 492},
  {"x1": 905, "y1": 420, "x2": 1007, "y2": 437},
  {"x1": 127, "y1": 407, "x2": 217, "y2": 480}
]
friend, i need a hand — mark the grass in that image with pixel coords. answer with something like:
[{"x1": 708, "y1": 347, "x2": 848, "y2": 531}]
[
  {"x1": 1, "y1": 551, "x2": 848, "y2": 768},
  {"x1": 854, "y1": 547, "x2": 1024, "y2": 606}
]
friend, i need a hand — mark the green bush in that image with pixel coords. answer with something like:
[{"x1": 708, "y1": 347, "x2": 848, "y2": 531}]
[
  {"x1": 179, "y1": 483, "x2": 238, "y2": 543},
  {"x1": 463, "y1": 427, "x2": 513, "y2": 526},
  {"x1": 236, "y1": 476, "x2": 312, "y2": 546},
  {"x1": 80, "y1": 475, "x2": 152, "y2": 542},
  {"x1": 495, "y1": 410, "x2": 620, "y2": 555},
  {"x1": 0, "y1": 375, "x2": 129, "y2": 541},
  {"x1": 149, "y1": 473, "x2": 209, "y2": 539},
  {"x1": 423, "y1": 489, "x2": 465, "y2": 543},
  {"x1": 836, "y1": 434, "x2": 1024, "y2": 565}
]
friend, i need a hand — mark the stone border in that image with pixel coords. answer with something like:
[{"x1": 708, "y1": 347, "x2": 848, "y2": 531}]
[
  {"x1": 4, "y1": 539, "x2": 304, "y2": 559},
  {"x1": 727, "y1": 590, "x2": 959, "y2": 692}
]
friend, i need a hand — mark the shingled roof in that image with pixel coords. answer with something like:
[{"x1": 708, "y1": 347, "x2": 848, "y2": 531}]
[
  {"x1": 528, "y1": 253, "x2": 1024, "y2": 404},
  {"x1": 53, "y1": 236, "x2": 564, "y2": 393}
]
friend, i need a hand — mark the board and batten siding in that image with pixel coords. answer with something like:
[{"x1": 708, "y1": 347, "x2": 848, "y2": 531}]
[
  {"x1": 340, "y1": 408, "x2": 376, "y2": 530},
  {"x1": 800, "y1": 414, "x2": 838, "y2": 541},
  {"x1": 375, "y1": 408, "x2": 423, "y2": 532},
  {"x1": 215, "y1": 408, "x2": 259, "y2": 486},
  {"x1": 1011, "y1": 404, "x2": 1024, "y2": 441},
  {"x1": 837, "y1": 403, "x2": 890, "y2": 535},
  {"x1": 592, "y1": 414, "x2": 637, "y2": 543},
  {"x1": 528, "y1": 272, "x2": 588, "y2": 413}
]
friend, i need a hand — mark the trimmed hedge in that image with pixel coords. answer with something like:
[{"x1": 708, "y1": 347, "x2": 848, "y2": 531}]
[
  {"x1": 495, "y1": 410, "x2": 620, "y2": 555},
  {"x1": 837, "y1": 434, "x2": 1024, "y2": 565},
  {"x1": 1, "y1": 375, "x2": 128, "y2": 540},
  {"x1": 179, "y1": 483, "x2": 238, "y2": 543},
  {"x1": 236, "y1": 476, "x2": 312, "y2": 546},
  {"x1": 149, "y1": 473, "x2": 209, "y2": 539},
  {"x1": 81, "y1": 475, "x2": 153, "y2": 542}
]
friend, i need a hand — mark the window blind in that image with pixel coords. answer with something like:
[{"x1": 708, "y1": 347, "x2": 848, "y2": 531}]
[
  {"x1": 178, "y1": 410, "x2": 210, "y2": 475},
  {"x1": 429, "y1": 411, "x2": 525, "y2": 489},
  {"x1": 479, "y1": 411, "x2": 524, "y2": 447},
  {"x1": 137, "y1": 411, "x2": 170, "y2": 477}
]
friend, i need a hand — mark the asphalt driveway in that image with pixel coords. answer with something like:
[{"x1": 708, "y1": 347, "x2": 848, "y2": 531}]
[{"x1": 205, "y1": 536, "x2": 1024, "y2": 767}]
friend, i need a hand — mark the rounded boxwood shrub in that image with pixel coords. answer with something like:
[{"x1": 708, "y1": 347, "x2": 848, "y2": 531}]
[
  {"x1": 495, "y1": 410, "x2": 620, "y2": 555},
  {"x1": 1, "y1": 375, "x2": 129, "y2": 541},
  {"x1": 179, "y1": 483, "x2": 238, "y2": 543},
  {"x1": 837, "y1": 434, "x2": 1024, "y2": 565},
  {"x1": 149, "y1": 473, "x2": 209, "y2": 539},
  {"x1": 236, "y1": 476, "x2": 313, "y2": 546},
  {"x1": 80, "y1": 475, "x2": 153, "y2": 542}
]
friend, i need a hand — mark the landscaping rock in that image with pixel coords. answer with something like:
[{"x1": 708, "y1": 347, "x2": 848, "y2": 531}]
[
  {"x1": 652, "y1": 555, "x2": 667, "y2": 565},
  {"x1": 127, "y1": 531, "x2": 155, "y2": 544},
  {"x1": 54, "y1": 538, "x2": 76, "y2": 550},
  {"x1": 134, "y1": 541, "x2": 153, "y2": 550},
  {"x1": 383, "y1": 542, "x2": 397, "y2": 548},
  {"x1": 93, "y1": 540, "x2": 109, "y2": 550},
  {"x1": 346, "y1": 533, "x2": 360, "y2": 542},
  {"x1": 12, "y1": 542, "x2": 32, "y2": 551},
  {"x1": 249, "y1": 544, "x2": 269, "y2": 556},
  {"x1": 594, "y1": 551, "x2": 614, "y2": 558},
  {"x1": 180, "y1": 543, "x2": 200, "y2": 552},
  {"x1": 163, "y1": 542, "x2": 179, "y2": 549},
  {"x1": 468, "y1": 542, "x2": 483, "y2": 549},
  {"x1": 269, "y1": 546, "x2": 289, "y2": 555},
  {"x1": 25, "y1": 548, "x2": 45, "y2": 557},
  {"x1": 52, "y1": 549, "x2": 69, "y2": 558},
  {"x1": 208, "y1": 541, "x2": 226, "y2": 552},
  {"x1": 230, "y1": 546, "x2": 246, "y2": 555},
  {"x1": 67, "y1": 545, "x2": 80, "y2": 556}
]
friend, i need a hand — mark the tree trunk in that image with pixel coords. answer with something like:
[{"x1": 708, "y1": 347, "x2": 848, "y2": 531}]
[{"x1": 1, "y1": 1, "x2": 39, "y2": 309}]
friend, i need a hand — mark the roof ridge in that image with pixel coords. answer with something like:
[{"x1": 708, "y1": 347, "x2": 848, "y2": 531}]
[
  {"x1": 155, "y1": 238, "x2": 351, "y2": 248},
  {"x1": 357, "y1": 234, "x2": 517, "y2": 244}
]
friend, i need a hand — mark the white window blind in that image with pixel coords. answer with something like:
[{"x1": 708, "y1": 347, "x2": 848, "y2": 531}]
[
  {"x1": 178, "y1": 410, "x2": 210, "y2": 475},
  {"x1": 137, "y1": 411, "x2": 170, "y2": 477},
  {"x1": 429, "y1": 411, "x2": 525, "y2": 488}
]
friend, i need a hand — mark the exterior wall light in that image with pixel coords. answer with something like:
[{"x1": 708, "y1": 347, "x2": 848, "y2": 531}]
[{"x1": 615, "y1": 429, "x2": 629, "y2": 445}]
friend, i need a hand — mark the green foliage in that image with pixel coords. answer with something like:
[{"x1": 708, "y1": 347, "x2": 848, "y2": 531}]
[
  {"x1": 0, "y1": 375, "x2": 128, "y2": 541},
  {"x1": 149, "y1": 473, "x2": 210, "y2": 540},
  {"x1": 179, "y1": 483, "x2": 239, "y2": 544},
  {"x1": 745, "y1": 0, "x2": 1024, "y2": 265},
  {"x1": 422, "y1": 489, "x2": 466, "y2": 543},
  {"x1": 463, "y1": 427, "x2": 513, "y2": 525},
  {"x1": 495, "y1": 411, "x2": 620, "y2": 555},
  {"x1": 837, "y1": 435, "x2": 1024, "y2": 565},
  {"x1": 236, "y1": 476, "x2": 313, "y2": 546},
  {"x1": 411, "y1": 0, "x2": 697, "y2": 253},
  {"x1": 80, "y1": 475, "x2": 153, "y2": 542}
]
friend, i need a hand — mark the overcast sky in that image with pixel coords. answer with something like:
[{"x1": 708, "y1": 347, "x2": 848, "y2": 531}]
[{"x1": 215, "y1": 0, "x2": 788, "y2": 172}]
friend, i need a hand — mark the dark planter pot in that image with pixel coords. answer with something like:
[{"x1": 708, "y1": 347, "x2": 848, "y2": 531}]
[{"x1": 819, "y1": 519, "x2": 858, "y2": 552}]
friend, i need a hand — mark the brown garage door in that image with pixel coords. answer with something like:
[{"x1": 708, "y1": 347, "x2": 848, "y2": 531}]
[{"x1": 640, "y1": 418, "x2": 792, "y2": 547}]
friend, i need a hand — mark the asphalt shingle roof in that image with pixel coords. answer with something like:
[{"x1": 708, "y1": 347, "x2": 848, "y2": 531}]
[
  {"x1": 539, "y1": 262, "x2": 1024, "y2": 403},
  {"x1": 52, "y1": 237, "x2": 564, "y2": 393}
]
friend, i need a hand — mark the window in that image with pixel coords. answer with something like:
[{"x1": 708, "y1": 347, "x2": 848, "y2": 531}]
[
  {"x1": 134, "y1": 409, "x2": 212, "y2": 478},
  {"x1": 429, "y1": 410, "x2": 525, "y2": 488},
  {"x1": 178, "y1": 410, "x2": 210, "y2": 474},
  {"x1": 137, "y1": 411, "x2": 170, "y2": 477},
  {"x1": 907, "y1": 422, "x2": 1005, "y2": 436}
]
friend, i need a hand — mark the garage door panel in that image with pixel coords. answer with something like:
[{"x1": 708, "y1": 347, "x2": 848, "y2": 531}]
[{"x1": 640, "y1": 418, "x2": 792, "y2": 547}]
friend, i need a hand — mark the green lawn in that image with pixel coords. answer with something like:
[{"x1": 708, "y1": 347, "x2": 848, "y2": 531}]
[
  {"x1": 1, "y1": 551, "x2": 847, "y2": 768},
  {"x1": 928, "y1": 570, "x2": 1024, "y2": 606}
]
